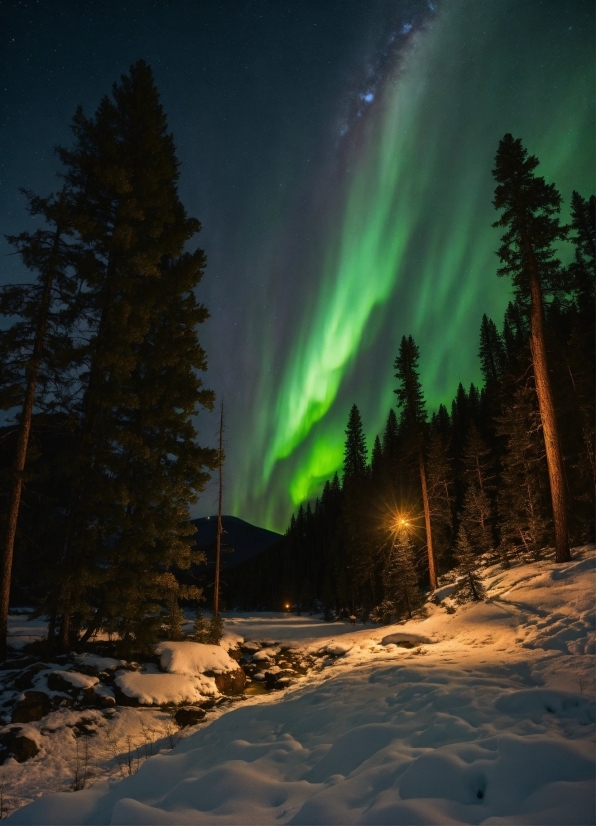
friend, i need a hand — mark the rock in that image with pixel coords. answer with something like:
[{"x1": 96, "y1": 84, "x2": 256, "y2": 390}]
[
  {"x1": 198, "y1": 697, "x2": 217, "y2": 709},
  {"x1": 47, "y1": 670, "x2": 98, "y2": 694},
  {"x1": 0, "y1": 656, "x2": 36, "y2": 672},
  {"x1": 275, "y1": 677, "x2": 292, "y2": 688},
  {"x1": 13, "y1": 663, "x2": 49, "y2": 691},
  {"x1": 240, "y1": 642, "x2": 261, "y2": 654},
  {"x1": 212, "y1": 667, "x2": 246, "y2": 695},
  {"x1": 11, "y1": 691, "x2": 52, "y2": 723},
  {"x1": 175, "y1": 706, "x2": 206, "y2": 727},
  {"x1": 264, "y1": 671, "x2": 278, "y2": 690},
  {"x1": 112, "y1": 684, "x2": 140, "y2": 707},
  {"x1": 47, "y1": 672, "x2": 78, "y2": 693},
  {"x1": 0, "y1": 726, "x2": 39, "y2": 763}
]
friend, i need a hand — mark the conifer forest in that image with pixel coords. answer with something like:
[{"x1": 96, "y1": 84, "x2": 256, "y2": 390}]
[{"x1": 0, "y1": 57, "x2": 593, "y2": 655}]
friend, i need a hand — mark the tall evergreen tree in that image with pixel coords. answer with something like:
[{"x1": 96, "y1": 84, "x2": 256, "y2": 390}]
[
  {"x1": 0, "y1": 191, "x2": 81, "y2": 661},
  {"x1": 52, "y1": 60, "x2": 217, "y2": 651},
  {"x1": 568, "y1": 191, "x2": 595, "y2": 306},
  {"x1": 381, "y1": 523, "x2": 420, "y2": 619},
  {"x1": 425, "y1": 430, "x2": 454, "y2": 570},
  {"x1": 458, "y1": 424, "x2": 495, "y2": 556},
  {"x1": 394, "y1": 335, "x2": 437, "y2": 589},
  {"x1": 496, "y1": 385, "x2": 551, "y2": 560},
  {"x1": 478, "y1": 314, "x2": 506, "y2": 388},
  {"x1": 492, "y1": 134, "x2": 570, "y2": 562},
  {"x1": 343, "y1": 404, "x2": 367, "y2": 484},
  {"x1": 452, "y1": 528, "x2": 485, "y2": 603}
]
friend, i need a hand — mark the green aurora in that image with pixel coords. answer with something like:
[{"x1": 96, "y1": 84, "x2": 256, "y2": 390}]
[{"x1": 231, "y1": 0, "x2": 594, "y2": 532}]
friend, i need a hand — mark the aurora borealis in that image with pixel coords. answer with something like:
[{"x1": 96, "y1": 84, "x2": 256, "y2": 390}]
[{"x1": 1, "y1": 0, "x2": 594, "y2": 532}]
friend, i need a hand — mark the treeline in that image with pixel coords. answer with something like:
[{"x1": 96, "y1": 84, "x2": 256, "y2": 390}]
[
  {"x1": 0, "y1": 62, "x2": 217, "y2": 658},
  {"x1": 230, "y1": 136, "x2": 594, "y2": 617}
]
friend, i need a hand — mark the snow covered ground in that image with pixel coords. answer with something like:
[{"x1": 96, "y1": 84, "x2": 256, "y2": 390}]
[{"x1": 5, "y1": 546, "x2": 596, "y2": 825}]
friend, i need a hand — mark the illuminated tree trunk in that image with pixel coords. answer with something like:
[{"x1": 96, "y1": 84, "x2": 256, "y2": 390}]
[
  {"x1": 419, "y1": 451, "x2": 437, "y2": 590},
  {"x1": 525, "y1": 237, "x2": 570, "y2": 563}
]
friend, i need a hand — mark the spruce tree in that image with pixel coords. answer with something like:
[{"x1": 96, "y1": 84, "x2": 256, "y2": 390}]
[
  {"x1": 343, "y1": 404, "x2": 367, "y2": 484},
  {"x1": 394, "y1": 335, "x2": 437, "y2": 589},
  {"x1": 458, "y1": 424, "x2": 495, "y2": 557},
  {"x1": 382, "y1": 526, "x2": 420, "y2": 619},
  {"x1": 568, "y1": 191, "x2": 595, "y2": 306},
  {"x1": 492, "y1": 134, "x2": 570, "y2": 562},
  {"x1": 452, "y1": 528, "x2": 485, "y2": 603},
  {"x1": 496, "y1": 385, "x2": 551, "y2": 560},
  {"x1": 425, "y1": 430, "x2": 454, "y2": 570},
  {"x1": 0, "y1": 191, "x2": 81, "y2": 661},
  {"x1": 478, "y1": 314, "x2": 506, "y2": 388},
  {"x1": 53, "y1": 61, "x2": 217, "y2": 651}
]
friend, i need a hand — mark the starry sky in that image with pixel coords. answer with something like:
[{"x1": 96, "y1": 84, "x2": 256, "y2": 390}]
[{"x1": 1, "y1": 0, "x2": 594, "y2": 532}]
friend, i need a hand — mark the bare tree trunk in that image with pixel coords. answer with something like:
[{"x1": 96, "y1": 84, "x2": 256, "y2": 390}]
[
  {"x1": 0, "y1": 229, "x2": 60, "y2": 662},
  {"x1": 419, "y1": 451, "x2": 437, "y2": 590},
  {"x1": 213, "y1": 400, "x2": 224, "y2": 617},
  {"x1": 524, "y1": 237, "x2": 570, "y2": 562}
]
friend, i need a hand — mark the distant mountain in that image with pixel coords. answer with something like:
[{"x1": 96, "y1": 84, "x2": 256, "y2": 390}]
[{"x1": 191, "y1": 515, "x2": 282, "y2": 569}]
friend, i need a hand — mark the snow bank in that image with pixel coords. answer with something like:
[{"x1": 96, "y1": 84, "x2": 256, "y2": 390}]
[
  {"x1": 114, "y1": 671, "x2": 217, "y2": 705},
  {"x1": 6, "y1": 546, "x2": 595, "y2": 824},
  {"x1": 9, "y1": 665, "x2": 594, "y2": 824},
  {"x1": 155, "y1": 642, "x2": 238, "y2": 676}
]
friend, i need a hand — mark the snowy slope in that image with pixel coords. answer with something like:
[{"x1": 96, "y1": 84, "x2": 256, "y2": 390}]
[{"x1": 7, "y1": 547, "x2": 596, "y2": 825}]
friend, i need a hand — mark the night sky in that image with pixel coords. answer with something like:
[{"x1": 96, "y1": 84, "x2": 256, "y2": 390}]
[{"x1": 1, "y1": 1, "x2": 594, "y2": 532}]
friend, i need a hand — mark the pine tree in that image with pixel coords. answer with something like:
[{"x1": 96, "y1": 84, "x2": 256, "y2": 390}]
[
  {"x1": 458, "y1": 424, "x2": 495, "y2": 556},
  {"x1": 0, "y1": 191, "x2": 81, "y2": 661},
  {"x1": 370, "y1": 435, "x2": 383, "y2": 484},
  {"x1": 452, "y1": 528, "x2": 485, "y2": 603},
  {"x1": 478, "y1": 314, "x2": 506, "y2": 388},
  {"x1": 381, "y1": 526, "x2": 420, "y2": 619},
  {"x1": 425, "y1": 430, "x2": 454, "y2": 569},
  {"x1": 568, "y1": 191, "x2": 595, "y2": 307},
  {"x1": 394, "y1": 335, "x2": 437, "y2": 589},
  {"x1": 496, "y1": 385, "x2": 551, "y2": 560},
  {"x1": 52, "y1": 61, "x2": 217, "y2": 652},
  {"x1": 492, "y1": 133, "x2": 570, "y2": 562},
  {"x1": 343, "y1": 404, "x2": 367, "y2": 484}
]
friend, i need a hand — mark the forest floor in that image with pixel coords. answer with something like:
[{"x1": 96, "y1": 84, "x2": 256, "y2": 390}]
[{"x1": 3, "y1": 545, "x2": 595, "y2": 825}]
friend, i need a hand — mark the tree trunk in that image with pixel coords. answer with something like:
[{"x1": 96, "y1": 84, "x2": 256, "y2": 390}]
[
  {"x1": 0, "y1": 228, "x2": 61, "y2": 661},
  {"x1": 419, "y1": 451, "x2": 438, "y2": 589},
  {"x1": 214, "y1": 400, "x2": 224, "y2": 617},
  {"x1": 524, "y1": 236, "x2": 571, "y2": 562}
]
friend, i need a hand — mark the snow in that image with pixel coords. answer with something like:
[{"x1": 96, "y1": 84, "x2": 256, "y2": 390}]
[
  {"x1": 114, "y1": 672, "x2": 218, "y2": 705},
  {"x1": 6, "y1": 614, "x2": 47, "y2": 650},
  {"x1": 5, "y1": 545, "x2": 596, "y2": 824},
  {"x1": 155, "y1": 642, "x2": 238, "y2": 676},
  {"x1": 75, "y1": 654, "x2": 125, "y2": 671},
  {"x1": 48, "y1": 671, "x2": 99, "y2": 690}
]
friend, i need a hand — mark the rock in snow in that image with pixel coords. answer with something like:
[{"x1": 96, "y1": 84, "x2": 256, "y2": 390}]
[{"x1": 155, "y1": 642, "x2": 238, "y2": 676}]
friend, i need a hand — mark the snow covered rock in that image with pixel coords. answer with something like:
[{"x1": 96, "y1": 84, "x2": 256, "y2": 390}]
[
  {"x1": 11, "y1": 692, "x2": 51, "y2": 724},
  {"x1": 74, "y1": 654, "x2": 124, "y2": 674},
  {"x1": 381, "y1": 631, "x2": 432, "y2": 647},
  {"x1": 12, "y1": 664, "x2": 49, "y2": 691},
  {"x1": 113, "y1": 671, "x2": 218, "y2": 706},
  {"x1": 155, "y1": 642, "x2": 238, "y2": 676},
  {"x1": 46, "y1": 671, "x2": 98, "y2": 694},
  {"x1": 155, "y1": 642, "x2": 246, "y2": 695},
  {"x1": 174, "y1": 706, "x2": 206, "y2": 727},
  {"x1": 0, "y1": 725, "x2": 41, "y2": 763}
]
